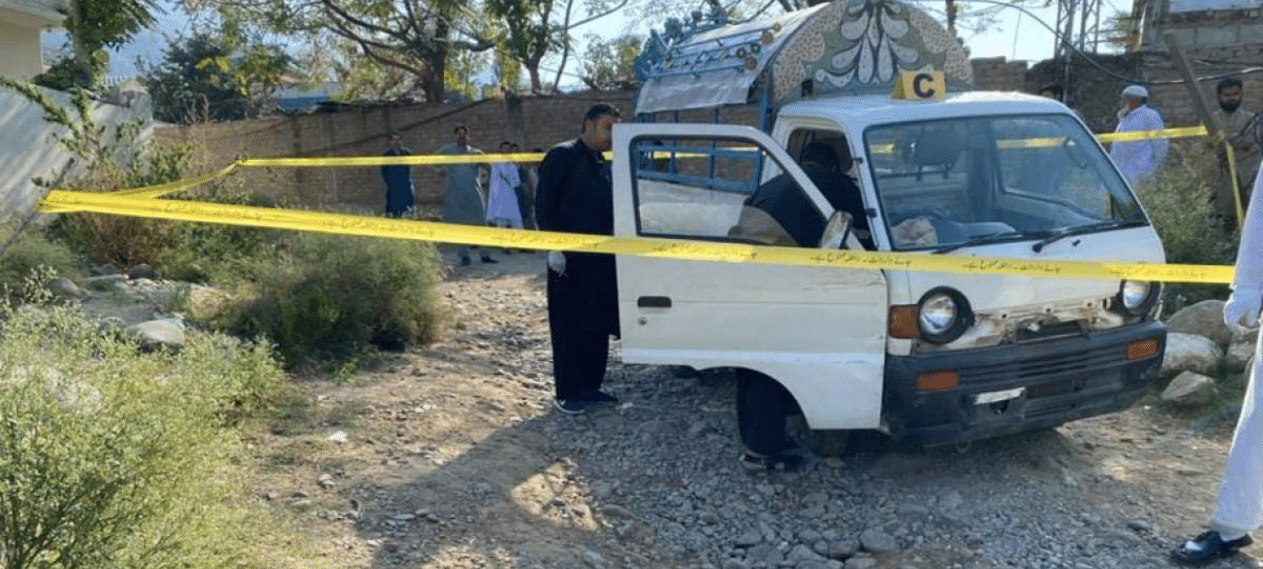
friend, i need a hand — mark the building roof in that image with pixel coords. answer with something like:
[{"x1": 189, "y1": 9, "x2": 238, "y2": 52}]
[{"x1": 0, "y1": 0, "x2": 63, "y2": 28}]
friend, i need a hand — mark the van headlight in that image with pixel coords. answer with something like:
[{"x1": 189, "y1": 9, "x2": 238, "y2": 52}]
[
  {"x1": 1116, "y1": 280, "x2": 1159, "y2": 317},
  {"x1": 918, "y1": 287, "x2": 974, "y2": 344}
]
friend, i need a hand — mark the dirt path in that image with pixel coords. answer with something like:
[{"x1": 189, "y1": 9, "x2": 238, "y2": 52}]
[{"x1": 244, "y1": 250, "x2": 1258, "y2": 569}]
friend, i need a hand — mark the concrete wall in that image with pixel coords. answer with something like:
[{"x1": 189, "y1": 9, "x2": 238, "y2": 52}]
[
  {"x1": 0, "y1": 86, "x2": 154, "y2": 217},
  {"x1": 0, "y1": 20, "x2": 44, "y2": 78}
]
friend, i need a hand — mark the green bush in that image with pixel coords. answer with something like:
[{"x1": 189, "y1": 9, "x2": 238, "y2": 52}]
[
  {"x1": 216, "y1": 233, "x2": 445, "y2": 369},
  {"x1": 0, "y1": 228, "x2": 84, "y2": 306},
  {"x1": 1135, "y1": 146, "x2": 1236, "y2": 316},
  {"x1": 156, "y1": 185, "x2": 288, "y2": 284},
  {"x1": 0, "y1": 305, "x2": 284, "y2": 569}
]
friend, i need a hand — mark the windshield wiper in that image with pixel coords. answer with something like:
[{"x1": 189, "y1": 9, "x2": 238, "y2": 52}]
[
  {"x1": 1031, "y1": 220, "x2": 1148, "y2": 253},
  {"x1": 932, "y1": 231, "x2": 1050, "y2": 255}
]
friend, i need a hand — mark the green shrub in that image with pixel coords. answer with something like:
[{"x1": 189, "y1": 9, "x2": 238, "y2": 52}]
[
  {"x1": 216, "y1": 233, "x2": 445, "y2": 369},
  {"x1": 0, "y1": 305, "x2": 284, "y2": 569},
  {"x1": 156, "y1": 185, "x2": 288, "y2": 284},
  {"x1": 1134, "y1": 147, "x2": 1236, "y2": 316},
  {"x1": 0, "y1": 229, "x2": 84, "y2": 307}
]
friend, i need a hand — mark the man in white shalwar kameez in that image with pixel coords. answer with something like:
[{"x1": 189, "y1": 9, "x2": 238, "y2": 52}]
[
  {"x1": 487, "y1": 140, "x2": 524, "y2": 229},
  {"x1": 1110, "y1": 85, "x2": 1169, "y2": 187},
  {"x1": 1174, "y1": 161, "x2": 1263, "y2": 565}
]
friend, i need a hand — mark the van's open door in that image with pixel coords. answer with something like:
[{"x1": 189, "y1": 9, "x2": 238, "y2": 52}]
[{"x1": 610, "y1": 123, "x2": 888, "y2": 430}]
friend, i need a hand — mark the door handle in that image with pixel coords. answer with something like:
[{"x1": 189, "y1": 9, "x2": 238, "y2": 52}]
[{"x1": 637, "y1": 296, "x2": 672, "y2": 308}]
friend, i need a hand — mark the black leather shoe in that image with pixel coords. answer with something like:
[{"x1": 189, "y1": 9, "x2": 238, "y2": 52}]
[
  {"x1": 1173, "y1": 531, "x2": 1253, "y2": 565},
  {"x1": 577, "y1": 389, "x2": 619, "y2": 403}
]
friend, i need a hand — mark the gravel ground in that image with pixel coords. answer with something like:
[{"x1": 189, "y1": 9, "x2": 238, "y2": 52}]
[{"x1": 245, "y1": 249, "x2": 1260, "y2": 569}]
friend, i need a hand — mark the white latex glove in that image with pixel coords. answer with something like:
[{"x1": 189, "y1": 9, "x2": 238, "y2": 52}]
[
  {"x1": 547, "y1": 251, "x2": 566, "y2": 275},
  {"x1": 1224, "y1": 288, "x2": 1262, "y2": 337}
]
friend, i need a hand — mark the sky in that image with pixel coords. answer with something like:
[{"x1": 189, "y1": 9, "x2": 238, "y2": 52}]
[{"x1": 41, "y1": 0, "x2": 1128, "y2": 89}]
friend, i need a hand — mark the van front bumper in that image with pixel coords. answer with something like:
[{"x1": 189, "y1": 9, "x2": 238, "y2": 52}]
[{"x1": 882, "y1": 321, "x2": 1165, "y2": 447}]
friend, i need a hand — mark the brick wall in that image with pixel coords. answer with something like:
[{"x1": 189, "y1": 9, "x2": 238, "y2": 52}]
[{"x1": 156, "y1": 90, "x2": 638, "y2": 214}]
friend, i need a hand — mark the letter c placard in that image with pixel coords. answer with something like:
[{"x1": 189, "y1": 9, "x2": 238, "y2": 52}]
[{"x1": 893, "y1": 70, "x2": 947, "y2": 101}]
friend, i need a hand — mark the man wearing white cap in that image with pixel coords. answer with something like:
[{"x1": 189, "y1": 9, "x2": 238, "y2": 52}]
[{"x1": 1110, "y1": 85, "x2": 1169, "y2": 186}]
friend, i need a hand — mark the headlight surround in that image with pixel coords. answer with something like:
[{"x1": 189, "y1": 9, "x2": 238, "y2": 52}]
[
  {"x1": 1116, "y1": 280, "x2": 1159, "y2": 317},
  {"x1": 917, "y1": 287, "x2": 974, "y2": 344}
]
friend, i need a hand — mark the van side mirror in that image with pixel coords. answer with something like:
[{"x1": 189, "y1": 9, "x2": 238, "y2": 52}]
[{"x1": 819, "y1": 211, "x2": 853, "y2": 249}]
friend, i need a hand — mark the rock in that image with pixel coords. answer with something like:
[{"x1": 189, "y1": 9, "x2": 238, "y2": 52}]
[
  {"x1": 1166, "y1": 300, "x2": 1232, "y2": 346},
  {"x1": 582, "y1": 549, "x2": 607, "y2": 569},
  {"x1": 1161, "y1": 371, "x2": 1216, "y2": 406},
  {"x1": 600, "y1": 504, "x2": 634, "y2": 519},
  {"x1": 796, "y1": 561, "x2": 834, "y2": 569},
  {"x1": 1161, "y1": 333, "x2": 1223, "y2": 377},
  {"x1": 735, "y1": 528, "x2": 763, "y2": 547},
  {"x1": 93, "y1": 262, "x2": 122, "y2": 276},
  {"x1": 722, "y1": 560, "x2": 749, "y2": 569},
  {"x1": 47, "y1": 277, "x2": 84, "y2": 299},
  {"x1": 845, "y1": 557, "x2": 878, "y2": 569},
  {"x1": 84, "y1": 274, "x2": 127, "y2": 292},
  {"x1": 859, "y1": 529, "x2": 897, "y2": 553},
  {"x1": 938, "y1": 489, "x2": 964, "y2": 511},
  {"x1": 1226, "y1": 335, "x2": 1257, "y2": 371},
  {"x1": 126, "y1": 318, "x2": 186, "y2": 352},
  {"x1": 788, "y1": 544, "x2": 825, "y2": 562},
  {"x1": 127, "y1": 263, "x2": 156, "y2": 280},
  {"x1": 827, "y1": 538, "x2": 859, "y2": 559}
]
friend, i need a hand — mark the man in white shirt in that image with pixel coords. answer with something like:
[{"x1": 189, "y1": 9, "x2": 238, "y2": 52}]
[
  {"x1": 1110, "y1": 85, "x2": 1169, "y2": 187},
  {"x1": 1174, "y1": 162, "x2": 1263, "y2": 564}
]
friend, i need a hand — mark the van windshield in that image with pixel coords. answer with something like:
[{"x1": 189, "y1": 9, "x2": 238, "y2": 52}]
[{"x1": 863, "y1": 114, "x2": 1147, "y2": 251}]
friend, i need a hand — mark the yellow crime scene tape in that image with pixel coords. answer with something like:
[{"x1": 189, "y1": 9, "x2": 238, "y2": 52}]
[
  {"x1": 40, "y1": 189, "x2": 1234, "y2": 284},
  {"x1": 35, "y1": 124, "x2": 1240, "y2": 283}
]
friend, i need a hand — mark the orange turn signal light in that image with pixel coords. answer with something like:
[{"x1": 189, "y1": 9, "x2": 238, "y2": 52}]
[
  {"x1": 916, "y1": 370, "x2": 959, "y2": 392},
  {"x1": 889, "y1": 305, "x2": 918, "y2": 339},
  {"x1": 1126, "y1": 338, "x2": 1159, "y2": 360}
]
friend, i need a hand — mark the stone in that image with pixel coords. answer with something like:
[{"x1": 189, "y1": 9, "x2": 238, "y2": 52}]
[
  {"x1": 93, "y1": 262, "x2": 122, "y2": 276},
  {"x1": 1161, "y1": 371, "x2": 1216, "y2": 406},
  {"x1": 788, "y1": 544, "x2": 825, "y2": 562},
  {"x1": 127, "y1": 263, "x2": 156, "y2": 280},
  {"x1": 735, "y1": 528, "x2": 763, "y2": 547},
  {"x1": 1226, "y1": 336, "x2": 1257, "y2": 371},
  {"x1": 47, "y1": 277, "x2": 84, "y2": 299},
  {"x1": 1166, "y1": 300, "x2": 1232, "y2": 346},
  {"x1": 84, "y1": 274, "x2": 127, "y2": 292},
  {"x1": 845, "y1": 557, "x2": 878, "y2": 569},
  {"x1": 1160, "y1": 333, "x2": 1224, "y2": 377},
  {"x1": 859, "y1": 529, "x2": 897, "y2": 553},
  {"x1": 722, "y1": 560, "x2": 749, "y2": 569},
  {"x1": 827, "y1": 538, "x2": 859, "y2": 559},
  {"x1": 938, "y1": 489, "x2": 964, "y2": 511},
  {"x1": 126, "y1": 318, "x2": 186, "y2": 352},
  {"x1": 582, "y1": 549, "x2": 607, "y2": 569}
]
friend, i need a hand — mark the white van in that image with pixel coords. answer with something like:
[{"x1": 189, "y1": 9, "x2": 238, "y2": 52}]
[{"x1": 610, "y1": 0, "x2": 1167, "y2": 447}]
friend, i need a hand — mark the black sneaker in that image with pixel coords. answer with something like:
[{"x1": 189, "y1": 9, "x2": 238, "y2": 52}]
[
  {"x1": 481, "y1": 256, "x2": 498, "y2": 264},
  {"x1": 1174, "y1": 531, "x2": 1254, "y2": 565},
  {"x1": 577, "y1": 389, "x2": 619, "y2": 403},
  {"x1": 554, "y1": 398, "x2": 585, "y2": 414}
]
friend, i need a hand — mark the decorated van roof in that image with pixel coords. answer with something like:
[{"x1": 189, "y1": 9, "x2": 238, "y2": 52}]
[{"x1": 635, "y1": 0, "x2": 974, "y2": 115}]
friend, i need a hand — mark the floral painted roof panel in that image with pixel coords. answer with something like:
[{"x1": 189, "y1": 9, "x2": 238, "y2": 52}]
[
  {"x1": 770, "y1": 0, "x2": 973, "y2": 106},
  {"x1": 635, "y1": 0, "x2": 973, "y2": 115},
  {"x1": 635, "y1": 3, "x2": 827, "y2": 115}
]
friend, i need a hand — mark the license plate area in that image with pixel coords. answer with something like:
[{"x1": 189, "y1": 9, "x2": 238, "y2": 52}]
[{"x1": 974, "y1": 387, "x2": 1025, "y2": 405}]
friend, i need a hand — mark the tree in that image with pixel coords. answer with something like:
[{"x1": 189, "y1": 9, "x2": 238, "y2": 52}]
[
  {"x1": 182, "y1": 0, "x2": 497, "y2": 104},
  {"x1": 446, "y1": 48, "x2": 490, "y2": 102},
  {"x1": 141, "y1": 33, "x2": 293, "y2": 124},
  {"x1": 36, "y1": 0, "x2": 162, "y2": 90},
  {"x1": 581, "y1": 33, "x2": 642, "y2": 89}
]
